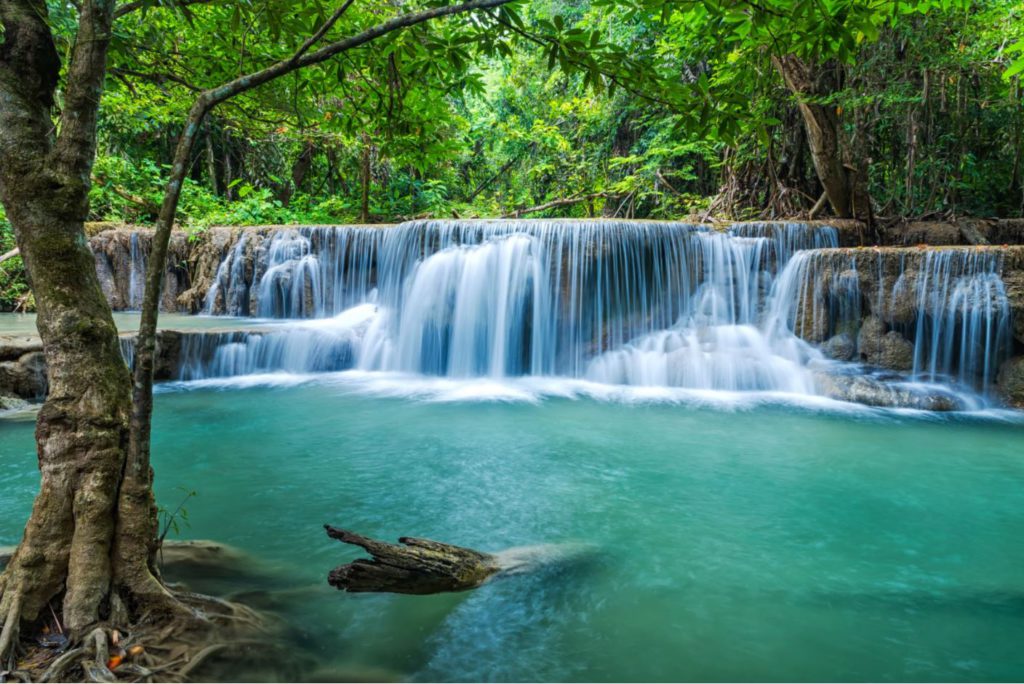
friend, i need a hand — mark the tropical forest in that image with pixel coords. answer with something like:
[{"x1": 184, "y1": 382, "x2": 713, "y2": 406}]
[{"x1": 1, "y1": 0, "x2": 1024, "y2": 681}]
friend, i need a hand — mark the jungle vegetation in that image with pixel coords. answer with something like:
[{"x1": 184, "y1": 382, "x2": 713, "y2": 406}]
[{"x1": 0, "y1": 0, "x2": 1021, "y2": 678}]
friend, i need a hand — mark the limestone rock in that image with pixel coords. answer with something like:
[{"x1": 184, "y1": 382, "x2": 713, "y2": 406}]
[
  {"x1": 0, "y1": 355, "x2": 47, "y2": 399},
  {"x1": 0, "y1": 335, "x2": 42, "y2": 362},
  {"x1": 856, "y1": 317, "x2": 914, "y2": 370},
  {"x1": 88, "y1": 228, "x2": 191, "y2": 312},
  {"x1": 997, "y1": 356, "x2": 1024, "y2": 408},
  {"x1": 815, "y1": 372, "x2": 963, "y2": 411},
  {"x1": 821, "y1": 333, "x2": 855, "y2": 361}
]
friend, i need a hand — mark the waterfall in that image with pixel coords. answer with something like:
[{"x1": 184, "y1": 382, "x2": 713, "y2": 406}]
[
  {"x1": 128, "y1": 232, "x2": 146, "y2": 310},
  {"x1": 178, "y1": 220, "x2": 1014, "y2": 405},
  {"x1": 770, "y1": 247, "x2": 1014, "y2": 392},
  {"x1": 911, "y1": 250, "x2": 1012, "y2": 392},
  {"x1": 189, "y1": 220, "x2": 834, "y2": 386}
]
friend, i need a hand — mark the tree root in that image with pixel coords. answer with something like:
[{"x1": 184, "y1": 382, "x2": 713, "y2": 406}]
[
  {"x1": 1, "y1": 587, "x2": 286, "y2": 683},
  {"x1": 0, "y1": 592, "x2": 23, "y2": 673}
]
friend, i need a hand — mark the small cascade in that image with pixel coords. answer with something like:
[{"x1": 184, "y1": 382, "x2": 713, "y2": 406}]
[
  {"x1": 911, "y1": 250, "x2": 1013, "y2": 392},
  {"x1": 203, "y1": 227, "x2": 380, "y2": 318},
  {"x1": 728, "y1": 221, "x2": 840, "y2": 267},
  {"x1": 128, "y1": 232, "x2": 147, "y2": 310},
  {"x1": 177, "y1": 305, "x2": 377, "y2": 380},
  {"x1": 205, "y1": 233, "x2": 252, "y2": 316},
  {"x1": 772, "y1": 247, "x2": 1015, "y2": 393}
]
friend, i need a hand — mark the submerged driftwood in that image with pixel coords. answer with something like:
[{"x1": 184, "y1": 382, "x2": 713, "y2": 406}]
[{"x1": 324, "y1": 525, "x2": 501, "y2": 594}]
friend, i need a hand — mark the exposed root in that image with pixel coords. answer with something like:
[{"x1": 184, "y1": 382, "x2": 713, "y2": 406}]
[
  {"x1": 4, "y1": 586, "x2": 286, "y2": 683},
  {"x1": 39, "y1": 647, "x2": 86, "y2": 682},
  {"x1": 176, "y1": 644, "x2": 228, "y2": 680},
  {"x1": 0, "y1": 592, "x2": 23, "y2": 672}
]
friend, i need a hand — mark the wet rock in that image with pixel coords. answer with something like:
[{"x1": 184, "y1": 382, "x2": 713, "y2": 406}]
[
  {"x1": 856, "y1": 317, "x2": 914, "y2": 370},
  {"x1": 815, "y1": 372, "x2": 963, "y2": 411},
  {"x1": 0, "y1": 394, "x2": 28, "y2": 412},
  {"x1": 0, "y1": 354, "x2": 47, "y2": 400},
  {"x1": 0, "y1": 335, "x2": 42, "y2": 362},
  {"x1": 997, "y1": 356, "x2": 1024, "y2": 408},
  {"x1": 1001, "y1": 269, "x2": 1024, "y2": 345},
  {"x1": 883, "y1": 221, "x2": 964, "y2": 245},
  {"x1": 88, "y1": 228, "x2": 191, "y2": 312},
  {"x1": 882, "y1": 269, "x2": 919, "y2": 325},
  {"x1": 855, "y1": 316, "x2": 884, "y2": 354},
  {"x1": 821, "y1": 333, "x2": 855, "y2": 361}
]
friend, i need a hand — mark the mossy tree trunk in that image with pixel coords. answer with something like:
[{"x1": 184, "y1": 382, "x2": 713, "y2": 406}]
[
  {"x1": 773, "y1": 55, "x2": 873, "y2": 224},
  {"x1": 0, "y1": 0, "x2": 177, "y2": 659}
]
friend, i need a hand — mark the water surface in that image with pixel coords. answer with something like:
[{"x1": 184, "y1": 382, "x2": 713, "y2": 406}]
[{"x1": 2, "y1": 377, "x2": 1023, "y2": 681}]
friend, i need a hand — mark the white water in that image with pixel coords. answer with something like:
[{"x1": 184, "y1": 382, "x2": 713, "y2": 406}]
[
  {"x1": 775, "y1": 247, "x2": 1014, "y2": 394},
  {"x1": 172, "y1": 220, "x2": 1014, "y2": 407}
]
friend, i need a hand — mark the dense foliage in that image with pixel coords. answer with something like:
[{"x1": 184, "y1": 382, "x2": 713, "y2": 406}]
[
  {"x1": 76, "y1": 0, "x2": 1022, "y2": 227},
  {"x1": 1, "y1": 0, "x2": 1021, "y2": 309}
]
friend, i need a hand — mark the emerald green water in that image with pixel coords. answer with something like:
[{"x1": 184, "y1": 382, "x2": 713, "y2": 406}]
[{"x1": 2, "y1": 377, "x2": 1024, "y2": 681}]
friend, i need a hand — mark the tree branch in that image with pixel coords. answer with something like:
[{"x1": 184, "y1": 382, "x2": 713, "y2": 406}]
[
  {"x1": 503, "y1": 192, "x2": 608, "y2": 218},
  {"x1": 128, "y1": 0, "x2": 519, "y2": 582},
  {"x1": 52, "y1": 0, "x2": 116, "y2": 183},
  {"x1": 113, "y1": 0, "x2": 211, "y2": 20},
  {"x1": 0, "y1": 248, "x2": 20, "y2": 265},
  {"x1": 289, "y1": 0, "x2": 356, "y2": 65},
  {"x1": 199, "y1": 0, "x2": 516, "y2": 112}
]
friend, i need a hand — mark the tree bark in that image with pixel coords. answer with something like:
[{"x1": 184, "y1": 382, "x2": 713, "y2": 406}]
[
  {"x1": 772, "y1": 55, "x2": 872, "y2": 223},
  {"x1": 280, "y1": 140, "x2": 316, "y2": 207},
  {"x1": 0, "y1": 0, "x2": 151, "y2": 648}
]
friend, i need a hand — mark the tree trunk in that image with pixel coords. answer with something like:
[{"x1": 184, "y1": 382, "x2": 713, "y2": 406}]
[
  {"x1": 280, "y1": 140, "x2": 316, "y2": 207},
  {"x1": 0, "y1": 0, "x2": 165, "y2": 651},
  {"x1": 205, "y1": 122, "x2": 219, "y2": 195},
  {"x1": 360, "y1": 139, "x2": 372, "y2": 223},
  {"x1": 772, "y1": 55, "x2": 872, "y2": 223}
]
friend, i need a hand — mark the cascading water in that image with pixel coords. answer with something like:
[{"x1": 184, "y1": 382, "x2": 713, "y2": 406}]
[
  {"x1": 128, "y1": 232, "x2": 146, "y2": 310},
  {"x1": 771, "y1": 247, "x2": 1014, "y2": 393},
  {"x1": 178, "y1": 219, "x2": 1015, "y2": 407},
  {"x1": 188, "y1": 221, "x2": 835, "y2": 387}
]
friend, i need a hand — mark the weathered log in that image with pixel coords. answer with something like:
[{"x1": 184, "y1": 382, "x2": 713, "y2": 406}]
[{"x1": 325, "y1": 526, "x2": 500, "y2": 595}]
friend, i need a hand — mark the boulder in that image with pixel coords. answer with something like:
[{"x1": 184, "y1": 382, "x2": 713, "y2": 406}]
[
  {"x1": 815, "y1": 372, "x2": 963, "y2": 411},
  {"x1": 997, "y1": 356, "x2": 1024, "y2": 408},
  {"x1": 0, "y1": 355, "x2": 47, "y2": 400},
  {"x1": 856, "y1": 317, "x2": 914, "y2": 370},
  {"x1": 821, "y1": 333, "x2": 855, "y2": 361},
  {"x1": 882, "y1": 269, "x2": 919, "y2": 325},
  {"x1": 0, "y1": 335, "x2": 43, "y2": 362}
]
